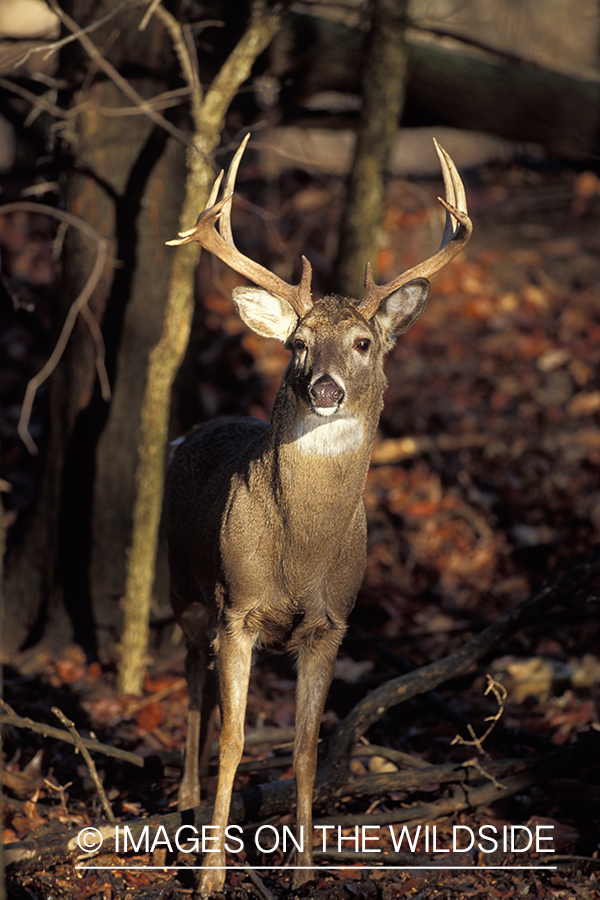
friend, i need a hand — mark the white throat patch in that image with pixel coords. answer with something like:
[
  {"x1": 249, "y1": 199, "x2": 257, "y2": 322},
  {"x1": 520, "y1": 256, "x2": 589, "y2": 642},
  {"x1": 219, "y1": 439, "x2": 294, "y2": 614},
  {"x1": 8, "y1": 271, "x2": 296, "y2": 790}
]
[{"x1": 293, "y1": 416, "x2": 364, "y2": 457}]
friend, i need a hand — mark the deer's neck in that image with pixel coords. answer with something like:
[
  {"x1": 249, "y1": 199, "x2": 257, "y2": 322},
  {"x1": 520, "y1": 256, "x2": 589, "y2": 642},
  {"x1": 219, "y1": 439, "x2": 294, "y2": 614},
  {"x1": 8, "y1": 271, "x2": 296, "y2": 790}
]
[{"x1": 261, "y1": 388, "x2": 380, "y2": 524}]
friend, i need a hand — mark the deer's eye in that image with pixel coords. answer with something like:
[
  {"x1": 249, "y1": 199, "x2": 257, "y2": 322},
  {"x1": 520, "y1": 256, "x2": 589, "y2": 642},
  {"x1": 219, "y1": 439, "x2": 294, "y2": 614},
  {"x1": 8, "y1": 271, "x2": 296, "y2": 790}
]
[
  {"x1": 354, "y1": 338, "x2": 371, "y2": 353},
  {"x1": 294, "y1": 338, "x2": 307, "y2": 352}
]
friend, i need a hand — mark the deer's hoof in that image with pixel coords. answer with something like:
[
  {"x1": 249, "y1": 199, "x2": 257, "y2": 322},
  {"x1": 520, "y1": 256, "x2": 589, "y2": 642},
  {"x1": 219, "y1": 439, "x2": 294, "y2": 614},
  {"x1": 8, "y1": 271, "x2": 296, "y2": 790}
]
[
  {"x1": 198, "y1": 873, "x2": 225, "y2": 897},
  {"x1": 292, "y1": 867, "x2": 315, "y2": 889}
]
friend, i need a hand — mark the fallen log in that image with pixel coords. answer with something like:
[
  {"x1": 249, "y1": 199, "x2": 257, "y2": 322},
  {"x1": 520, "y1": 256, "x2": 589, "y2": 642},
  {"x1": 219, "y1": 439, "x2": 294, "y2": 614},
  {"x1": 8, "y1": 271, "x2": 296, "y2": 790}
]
[
  {"x1": 323, "y1": 552, "x2": 600, "y2": 774},
  {"x1": 276, "y1": 13, "x2": 600, "y2": 161},
  {"x1": 5, "y1": 735, "x2": 599, "y2": 876}
]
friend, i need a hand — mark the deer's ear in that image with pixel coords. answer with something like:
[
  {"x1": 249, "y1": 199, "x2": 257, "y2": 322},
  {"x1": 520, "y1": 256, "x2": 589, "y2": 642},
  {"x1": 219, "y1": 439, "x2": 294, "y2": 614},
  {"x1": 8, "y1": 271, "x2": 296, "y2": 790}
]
[
  {"x1": 232, "y1": 286, "x2": 298, "y2": 342},
  {"x1": 375, "y1": 278, "x2": 430, "y2": 337}
]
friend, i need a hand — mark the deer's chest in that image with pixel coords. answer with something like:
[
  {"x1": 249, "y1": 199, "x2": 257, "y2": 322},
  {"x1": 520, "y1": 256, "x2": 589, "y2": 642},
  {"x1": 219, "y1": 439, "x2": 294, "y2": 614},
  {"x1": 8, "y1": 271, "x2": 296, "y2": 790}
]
[{"x1": 218, "y1": 481, "x2": 366, "y2": 649}]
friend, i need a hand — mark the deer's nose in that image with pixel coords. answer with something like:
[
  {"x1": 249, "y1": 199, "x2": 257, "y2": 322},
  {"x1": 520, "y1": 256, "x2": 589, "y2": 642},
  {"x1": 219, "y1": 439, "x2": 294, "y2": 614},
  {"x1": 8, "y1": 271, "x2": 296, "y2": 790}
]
[{"x1": 310, "y1": 374, "x2": 344, "y2": 408}]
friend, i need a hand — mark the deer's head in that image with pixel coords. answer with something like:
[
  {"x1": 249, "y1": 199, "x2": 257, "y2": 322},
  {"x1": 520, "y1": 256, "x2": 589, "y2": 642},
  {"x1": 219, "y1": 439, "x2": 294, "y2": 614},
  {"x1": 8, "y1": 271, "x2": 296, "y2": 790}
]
[
  {"x1": 230, "y1": 281, "x2": 430, "y2": 442},
  {"x1": 167, "y1": 135, "x2": 471, "y2": 446}
]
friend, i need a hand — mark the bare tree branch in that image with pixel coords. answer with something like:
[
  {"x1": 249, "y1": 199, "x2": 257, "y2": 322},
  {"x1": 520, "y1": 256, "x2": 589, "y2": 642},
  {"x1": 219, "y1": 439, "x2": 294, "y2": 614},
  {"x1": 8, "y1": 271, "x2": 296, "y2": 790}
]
[
  {"x1": 10, "y1": 0, "x2": 140, "y2": 71},
  {"x1": 0, "y1": 202, "x2": 110, "y2": 455},
  {"x1": 79, "y1": 305, "x2": 111, "y2": 402},
  {"x1": 0, "y1": 76, "x2": 190, "y2": 121},
  {"x1": 138, "y1": 0, "x2": 162, "y2": 31},
  {"x1": 47, "y1": 0, "x2": 198, "y2": 154},
  {"x1": 152, "y1": 3, "x2": 203, "y2": 125},
  {"x1": 93, "y1": 86, "x2": 191, "y2": 115}
]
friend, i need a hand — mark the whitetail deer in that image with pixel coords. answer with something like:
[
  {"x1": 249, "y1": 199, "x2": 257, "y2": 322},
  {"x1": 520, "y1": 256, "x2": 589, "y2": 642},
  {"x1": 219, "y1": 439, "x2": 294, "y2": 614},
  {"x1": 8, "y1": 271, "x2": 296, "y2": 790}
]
[{"x1": 165, "y1": 134, "x2": 471, "y2": 895}]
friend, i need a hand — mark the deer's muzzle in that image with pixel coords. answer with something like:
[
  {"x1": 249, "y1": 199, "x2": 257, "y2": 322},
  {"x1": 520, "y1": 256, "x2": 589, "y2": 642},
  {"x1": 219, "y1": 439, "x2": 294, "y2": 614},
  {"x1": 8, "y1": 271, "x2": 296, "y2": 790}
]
[{"x1": 310, "y1": 374, "x2": 344, "y2": 410}]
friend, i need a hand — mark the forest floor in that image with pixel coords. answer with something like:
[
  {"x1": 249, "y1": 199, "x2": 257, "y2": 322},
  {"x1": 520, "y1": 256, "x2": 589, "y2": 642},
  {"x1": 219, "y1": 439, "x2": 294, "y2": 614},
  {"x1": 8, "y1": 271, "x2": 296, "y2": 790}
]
[{"x1": 2, "y1": 155, "x2": 600, "y2": 899}]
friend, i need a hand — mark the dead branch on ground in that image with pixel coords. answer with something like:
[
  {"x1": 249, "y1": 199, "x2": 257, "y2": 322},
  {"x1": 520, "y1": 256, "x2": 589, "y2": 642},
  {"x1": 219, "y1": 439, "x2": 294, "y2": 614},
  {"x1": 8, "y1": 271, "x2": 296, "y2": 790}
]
[
  {"x1": 4, "y1": 555, "x2": 600, "y2": 874},
  {"x1": 4, "y1": 732, "x2": 598, "y2": 875},
  {"x1": 51, "y1": 708, "x2": 116, "y2": 823},
  {"x1": 0, "y1": 700, "x2": 143, "y2": 768},
  {"x1": 322, "y1": 551, "x2": 600, "y2": 776}
]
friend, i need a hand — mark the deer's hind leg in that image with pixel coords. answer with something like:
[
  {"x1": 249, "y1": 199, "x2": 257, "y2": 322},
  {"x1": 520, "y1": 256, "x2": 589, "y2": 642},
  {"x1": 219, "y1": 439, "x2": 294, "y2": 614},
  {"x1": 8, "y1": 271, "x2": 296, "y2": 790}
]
[{"x1": 177, "y1": 601, "x2": 217, "y2": 811}]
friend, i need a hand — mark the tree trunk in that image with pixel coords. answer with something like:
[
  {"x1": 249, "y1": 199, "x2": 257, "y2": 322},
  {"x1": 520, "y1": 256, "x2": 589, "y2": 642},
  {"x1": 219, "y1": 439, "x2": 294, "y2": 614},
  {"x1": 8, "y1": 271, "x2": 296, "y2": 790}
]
[
  {"x1": 332, "y1": 0, "x2": 410, "y2": 299},
  {"x1": 87, "y1": 122, "x2": 186, "y2": 649},
  {"x1": 117, "y1": 1, "x2": 281, "y2": 695},
  {"x1": 2, "y1": 1, "x2": 185, "y2": 657}
]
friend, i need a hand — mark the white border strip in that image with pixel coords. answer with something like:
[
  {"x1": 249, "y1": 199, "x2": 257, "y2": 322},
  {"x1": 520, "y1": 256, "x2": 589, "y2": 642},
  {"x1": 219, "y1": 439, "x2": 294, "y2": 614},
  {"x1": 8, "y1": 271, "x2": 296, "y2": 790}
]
[{"x1": 76, "y1": 864, "x2": 558, "y2": 871}]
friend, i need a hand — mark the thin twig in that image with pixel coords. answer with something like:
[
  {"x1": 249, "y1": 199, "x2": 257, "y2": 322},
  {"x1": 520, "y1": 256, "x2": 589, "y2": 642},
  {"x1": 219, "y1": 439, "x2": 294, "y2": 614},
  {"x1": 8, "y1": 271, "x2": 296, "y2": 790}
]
[
  {"x1": 47, "y1": 0, "x2": 198, "y2": 154},
  {"x1": 152, "y1": 3, "x2": 203, "y2": 125},
  {"x1": 460, "y1": 757, "x2": 506, "y2": 791},
  {"x1": 124, "y1": 677, "x2": 187, "y2": 713},
  {"x1": 0, "y1": 76, "x2": 190, "y2": 121},
  {"x1": 43, "y1": 778, "x2": 74, "y2": 824},
  {"x1": 80, "y1": 305, "x2": 111, "y2": 402},
  {"x1": 0, "y1": 76, "x2": 71, "y2": 121},
  {"x1": 0, "y1": 268, "x2": 31, "y2": 312},
  {"x1": 451, "y1": 675, "x2": 507, "y2": 755},
  {"x1": 243, "y1": 866, "x2": 276, "y2": 900},
  {"x1": 138, "y1": 0, "x2": 162, "y2": 31},
  {"x1": 10, "y1": 0, "x2": 139, "y2": 71},
  {"x1": 0, "y1": 700, "x2": 143, "y2": 768},
  {"x1": 0, "y1": 202, "x2": 109, "y2": 454},
  {"x1": 51, "y1": 707, "x2": 116, "y2": 823},
  {"x1": 96, "y1": 87, "x2": 191, "y2": 115}
]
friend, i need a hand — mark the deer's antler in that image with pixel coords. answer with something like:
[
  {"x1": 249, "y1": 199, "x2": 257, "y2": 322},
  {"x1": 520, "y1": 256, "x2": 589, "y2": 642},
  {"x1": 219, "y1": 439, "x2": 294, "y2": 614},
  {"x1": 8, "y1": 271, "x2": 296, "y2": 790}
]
[
  {"x1": 167, "y1": 134, "x2": 313, "y2": 318},
  {"x1": 357, "y1": 138, "x2": 473, "y2": 319}
]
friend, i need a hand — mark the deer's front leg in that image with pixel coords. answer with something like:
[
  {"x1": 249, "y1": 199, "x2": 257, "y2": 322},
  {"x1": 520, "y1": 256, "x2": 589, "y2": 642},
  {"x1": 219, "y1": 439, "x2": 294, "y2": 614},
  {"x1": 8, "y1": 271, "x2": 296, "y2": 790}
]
[
  {"x1": 199, "y1": 628, "x2": 253, "y2": 898},
  {"x1": 292, "y1": 635, "x2": 342, "y2": 888}
]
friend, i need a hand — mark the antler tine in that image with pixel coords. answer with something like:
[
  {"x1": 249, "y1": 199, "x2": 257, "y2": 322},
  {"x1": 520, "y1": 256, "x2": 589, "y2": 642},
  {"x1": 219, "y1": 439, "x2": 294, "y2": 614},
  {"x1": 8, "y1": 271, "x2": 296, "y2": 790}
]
[
  {"x1": 219, "y1": 133, "x2": 249, "y2": 247},
  {"x1": 166, "y1": 135, "x2": 313, "y2": 319},
  {"x1": 434, "y1": 137, "x2": 466, "y2": 248},
  {"x1": 172, "y1": 170, "x2": 223, "y2": 242},
  {"x1": 357, "y1": 140, "x2": 473, "y2": 320}
]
